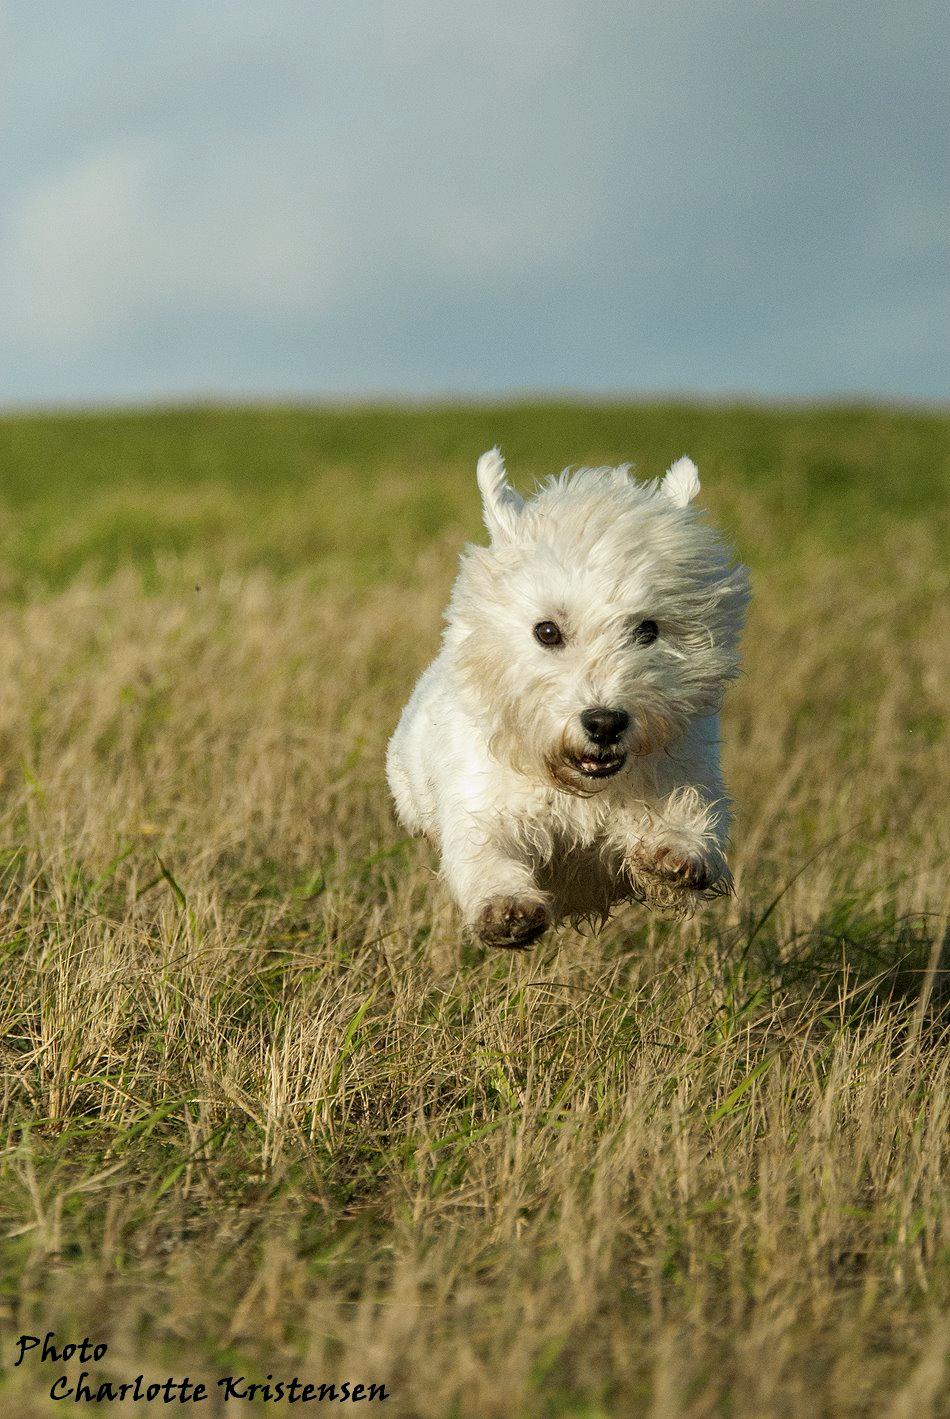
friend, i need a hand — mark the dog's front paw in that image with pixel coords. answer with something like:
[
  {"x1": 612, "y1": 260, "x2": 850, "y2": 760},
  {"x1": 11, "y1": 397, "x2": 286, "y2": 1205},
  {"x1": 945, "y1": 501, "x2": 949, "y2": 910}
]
[
  {"x1": 643, "y1": 842, "x2": 715, "y2": 890},
  {"x1": 474, "y1": 896, "x2": 550, "y2": 950},
  {"x1": 629, "y1": 837, "x2": 731, "y2": 911}
]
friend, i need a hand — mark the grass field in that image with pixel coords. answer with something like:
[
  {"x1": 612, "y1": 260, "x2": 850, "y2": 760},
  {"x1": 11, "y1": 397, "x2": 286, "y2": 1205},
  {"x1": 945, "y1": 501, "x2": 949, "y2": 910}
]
[{"x1": 0, "y1": 402, "x2": 947, "y2": 1417}]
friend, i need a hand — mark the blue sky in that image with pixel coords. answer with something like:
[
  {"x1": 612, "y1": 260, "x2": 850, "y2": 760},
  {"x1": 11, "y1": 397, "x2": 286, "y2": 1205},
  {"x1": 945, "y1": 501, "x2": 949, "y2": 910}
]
[{"x1": 1, "y1": 1, "x2": 947, "y2": 406}]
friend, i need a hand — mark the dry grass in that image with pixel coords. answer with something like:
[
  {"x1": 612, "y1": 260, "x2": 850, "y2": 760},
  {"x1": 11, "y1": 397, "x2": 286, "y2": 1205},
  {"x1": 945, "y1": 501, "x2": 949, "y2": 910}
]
[{"x1": 0, "y1": 405, "x2": 948, "y2": 1416}]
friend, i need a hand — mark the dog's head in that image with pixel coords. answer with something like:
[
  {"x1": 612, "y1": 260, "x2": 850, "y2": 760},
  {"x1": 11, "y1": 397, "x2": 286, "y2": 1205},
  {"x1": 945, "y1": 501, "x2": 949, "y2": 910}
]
[{"x1": 446, "y1": 448, "x2": 749, "y2": 793}]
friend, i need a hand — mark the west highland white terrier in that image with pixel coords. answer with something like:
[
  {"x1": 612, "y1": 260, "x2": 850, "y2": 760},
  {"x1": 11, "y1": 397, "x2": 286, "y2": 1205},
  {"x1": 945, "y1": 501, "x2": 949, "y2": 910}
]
[{"x1": 387, "y1": 448, "x2": 749, "y2": 949}]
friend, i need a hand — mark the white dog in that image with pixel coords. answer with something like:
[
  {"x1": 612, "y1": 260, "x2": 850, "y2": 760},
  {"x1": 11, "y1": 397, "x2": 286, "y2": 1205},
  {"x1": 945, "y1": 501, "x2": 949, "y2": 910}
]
[{"x1": 387, "y1": 448, "x2": 749, "y2": 948}]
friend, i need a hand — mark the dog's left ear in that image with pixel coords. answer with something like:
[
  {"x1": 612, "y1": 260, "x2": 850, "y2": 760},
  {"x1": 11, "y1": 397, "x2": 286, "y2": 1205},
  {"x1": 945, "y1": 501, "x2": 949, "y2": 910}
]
[
  {"x1": 661, "y1": 457, "x2": 701, "y2": 507},
  {"x1": 476, "y1": 447, "x2": 524, "y2": 542}
]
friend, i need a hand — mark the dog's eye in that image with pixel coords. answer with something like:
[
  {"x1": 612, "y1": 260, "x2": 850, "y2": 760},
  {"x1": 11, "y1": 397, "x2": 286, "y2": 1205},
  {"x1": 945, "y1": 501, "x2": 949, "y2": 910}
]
[
  {"x1": 533, "y1": 620, "x2": 564, "y2": 647},
  {"x1": 632, "y1": 619, "x2": 659, "y2": 646}
]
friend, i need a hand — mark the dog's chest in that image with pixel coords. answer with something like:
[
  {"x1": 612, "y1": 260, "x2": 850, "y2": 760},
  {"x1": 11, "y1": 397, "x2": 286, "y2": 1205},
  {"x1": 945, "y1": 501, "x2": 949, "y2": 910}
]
[{"x1": 534, "y1": 786, "x2": 617, "y2": 849}]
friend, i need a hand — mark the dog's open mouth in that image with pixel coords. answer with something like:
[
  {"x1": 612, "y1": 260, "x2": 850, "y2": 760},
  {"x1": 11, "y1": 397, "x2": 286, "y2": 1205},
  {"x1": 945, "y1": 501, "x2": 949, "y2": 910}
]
[{"x1": 575, "y1": 752, "x2": 626, "y2": 779}]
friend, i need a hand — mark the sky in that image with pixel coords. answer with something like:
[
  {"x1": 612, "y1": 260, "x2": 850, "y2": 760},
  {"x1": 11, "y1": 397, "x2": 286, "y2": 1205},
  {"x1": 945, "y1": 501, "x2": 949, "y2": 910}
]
[{"x1": 1, "y1": 1, "x2": 947, "y2": 407}]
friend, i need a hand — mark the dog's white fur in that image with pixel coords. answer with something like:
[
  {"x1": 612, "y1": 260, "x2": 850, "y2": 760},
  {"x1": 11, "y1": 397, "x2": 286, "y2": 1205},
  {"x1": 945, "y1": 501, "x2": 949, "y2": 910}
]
[{"x1": 387, "y1": 448, "x2": 749, "y2": 947}]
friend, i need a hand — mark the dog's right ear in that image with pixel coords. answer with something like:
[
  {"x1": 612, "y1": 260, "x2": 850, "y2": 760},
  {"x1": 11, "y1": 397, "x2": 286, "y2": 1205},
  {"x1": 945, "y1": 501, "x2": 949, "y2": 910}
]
[{"x1": 476, "y1": 447, "x2": 524, "y2": 543}]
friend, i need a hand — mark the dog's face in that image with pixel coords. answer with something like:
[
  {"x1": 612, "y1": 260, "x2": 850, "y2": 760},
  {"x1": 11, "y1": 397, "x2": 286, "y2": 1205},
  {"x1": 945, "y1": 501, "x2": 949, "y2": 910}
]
[{"x1": 447, "y1": 450, "x2": 749, "y2": 793}]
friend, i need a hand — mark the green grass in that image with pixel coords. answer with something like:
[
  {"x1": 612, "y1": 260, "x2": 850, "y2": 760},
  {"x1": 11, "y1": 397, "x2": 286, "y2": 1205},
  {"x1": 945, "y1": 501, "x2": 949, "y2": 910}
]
[
  {"x1": 1, "y1": 401, "x2": 947, "y2": 589},
  {"x1": 0, "y1": 400, "x2": 947, "y2": 1417}
]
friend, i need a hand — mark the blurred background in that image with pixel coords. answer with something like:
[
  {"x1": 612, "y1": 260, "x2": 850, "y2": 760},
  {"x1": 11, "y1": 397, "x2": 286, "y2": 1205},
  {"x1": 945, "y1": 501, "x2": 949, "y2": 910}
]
[{"x1": 2, "y1": 0, "x2": 948, "y2": 409}]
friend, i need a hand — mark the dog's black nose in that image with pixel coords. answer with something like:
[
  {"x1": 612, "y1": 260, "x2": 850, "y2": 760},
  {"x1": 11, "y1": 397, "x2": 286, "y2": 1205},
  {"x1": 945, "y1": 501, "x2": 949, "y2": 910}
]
[{"x1": 580, "y1": 706, "x2": 629, "y2": 745}]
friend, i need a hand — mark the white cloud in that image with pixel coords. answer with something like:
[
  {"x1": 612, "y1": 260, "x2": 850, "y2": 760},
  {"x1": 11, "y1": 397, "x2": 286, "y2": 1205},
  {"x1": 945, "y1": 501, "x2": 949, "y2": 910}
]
[{"x1": 1, "y1": 135, "x2": 349, "y2": 347}]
